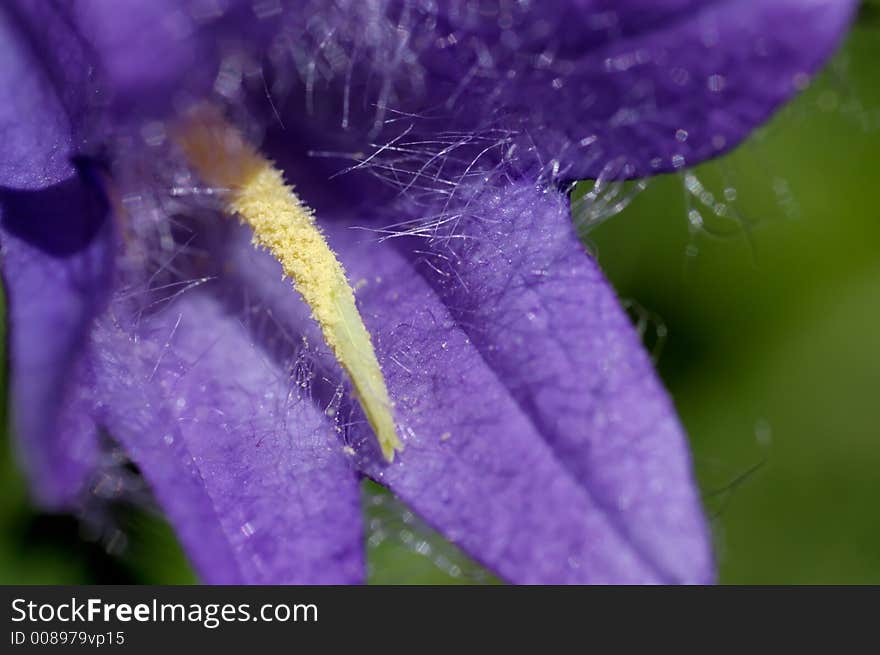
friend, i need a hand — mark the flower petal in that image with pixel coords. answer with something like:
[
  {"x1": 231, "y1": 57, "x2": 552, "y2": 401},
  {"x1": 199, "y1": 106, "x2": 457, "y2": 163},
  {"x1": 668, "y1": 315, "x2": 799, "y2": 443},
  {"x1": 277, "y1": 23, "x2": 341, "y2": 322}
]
[
  {"x1": 69, "y1": 0, "x2": 203, "y2": 116},
  {"x1": 0, "y1": 174, "x2": 113, "y2": 507},
  {"x1": 224, "y1": 229, "x2": 655, "y2": 583},
  {"x1": 1, "y1": 6, "x2": 114, "y2": 506},
  {"x1": 259, "y1": 0, "x2": 856, "y2": 181},
  {"x1": 401, "y1": 180, "x2": 714, "y2": 582},
  {"x1": 16, "y1": 2, "x2": 852, "y2": 180},
  {"x1": 349, "y1": 228, "x2": 712, "y2": 583},
  {"x1": 91, "y1": 291, "x2": 364, "y2": 584},
  {"x1": 0, "y1": 6, "x2": 78, "y2": 189},
  {"x1": 347, "y1": 248, "x2": 669, "y2": 583},
  {"x1": 505, "y1": 0, "x2": 856, "y2": 177},
  {"x1": 220, "y1": 203, "x2": 708, "y2": 582},
  {"x1": 7, "y1": 0, "x2": 270, "y2": 121}
]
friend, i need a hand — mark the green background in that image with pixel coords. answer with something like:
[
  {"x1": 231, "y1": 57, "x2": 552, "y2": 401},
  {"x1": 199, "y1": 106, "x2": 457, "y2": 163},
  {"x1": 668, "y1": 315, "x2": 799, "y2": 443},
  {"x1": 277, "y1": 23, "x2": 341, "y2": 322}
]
[{"x1": 1, "y1": 15, "x2": 878, "y2": 585}]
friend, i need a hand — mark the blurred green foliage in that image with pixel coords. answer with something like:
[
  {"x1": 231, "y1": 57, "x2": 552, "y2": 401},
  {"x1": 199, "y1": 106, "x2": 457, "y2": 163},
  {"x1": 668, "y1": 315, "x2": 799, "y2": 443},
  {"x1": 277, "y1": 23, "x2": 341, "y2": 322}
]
[
  {"x1": 1, "y1": 21, "x2": 878, "y2": 585},
  {"x1": 586, "y1": 22, "x2": 880, "y2": 583}
]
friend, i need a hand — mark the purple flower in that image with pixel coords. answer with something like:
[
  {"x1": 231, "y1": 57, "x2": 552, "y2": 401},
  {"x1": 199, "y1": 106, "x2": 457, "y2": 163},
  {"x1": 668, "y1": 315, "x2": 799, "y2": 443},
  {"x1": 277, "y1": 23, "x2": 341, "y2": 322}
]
[{"x1": 0, "y1": 1, "x2": 856, "y2": 584}]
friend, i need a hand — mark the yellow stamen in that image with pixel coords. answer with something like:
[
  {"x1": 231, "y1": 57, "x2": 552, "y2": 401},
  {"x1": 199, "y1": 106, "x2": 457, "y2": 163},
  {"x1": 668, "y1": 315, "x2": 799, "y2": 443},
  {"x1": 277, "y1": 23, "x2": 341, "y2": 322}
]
[{"x1": 175, "y1": 110, "x2": 402, "y2": 461}]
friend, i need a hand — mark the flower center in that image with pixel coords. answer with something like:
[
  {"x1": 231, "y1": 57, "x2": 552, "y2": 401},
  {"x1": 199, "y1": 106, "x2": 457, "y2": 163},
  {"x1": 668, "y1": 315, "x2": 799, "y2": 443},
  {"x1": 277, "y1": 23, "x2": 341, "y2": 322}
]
[{"x1": 175, "y1": 110, "x2": 401, "y2": 461}]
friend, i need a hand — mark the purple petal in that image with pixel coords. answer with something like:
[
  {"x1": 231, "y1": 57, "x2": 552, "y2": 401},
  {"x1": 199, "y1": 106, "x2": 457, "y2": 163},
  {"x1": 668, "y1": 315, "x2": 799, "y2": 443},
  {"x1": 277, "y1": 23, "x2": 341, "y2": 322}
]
[
  {"x1": 220, "y1": 196, "x2": 709, "y2": 581},
  {"x1": 0, "y1": 6, "x2": 76, "y2": 189},
  {"x1": 507, "y1": 0, "x2": 859, "y2": 178},
  {"x1": 69, "y1": 0, "x2": 203, "y2": 115},
  {"x1": 262, "y1": 0, "x2": 856, "y2": 181},
  {"x1": 349, "y1": 251, "x2": 667, "y2": 582},
  {"x1": 1, "y1": 6, "x2": 114, "y2": 506},
  {"x1": 221, "y1": 226, "x2": 654, "y2": 582},
  {"x1": 7, "y1": 0, "x2": 268, "y2": 120},
  {"x1": 352, "y1": 234, "x2": 709, "y2": 582},
  {"x1": 12, "y1": 2, "x2": 852, "y2": 179},
  {"x1": 401, "y1": 180, "x2": 713, "y2": 582},
  {"x1": 91, "y1": 291, "x2": 364, "y2": 584},
  {"x1": 0, "y1": 175, "x2": 113, "y2": 508},
  {"x1": 415, "y1": 0, "x2": 857, "y2": 178},
  {"x1": 330, "y1": 178, "x2": 711, "y2": 582}
]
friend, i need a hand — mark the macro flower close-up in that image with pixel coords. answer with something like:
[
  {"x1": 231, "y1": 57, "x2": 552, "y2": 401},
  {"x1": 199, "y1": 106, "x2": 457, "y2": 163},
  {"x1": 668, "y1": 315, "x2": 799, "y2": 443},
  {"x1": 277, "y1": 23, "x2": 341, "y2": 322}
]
[{"x1": 0, "y1": 0, "x2": 868, "y2": 588}]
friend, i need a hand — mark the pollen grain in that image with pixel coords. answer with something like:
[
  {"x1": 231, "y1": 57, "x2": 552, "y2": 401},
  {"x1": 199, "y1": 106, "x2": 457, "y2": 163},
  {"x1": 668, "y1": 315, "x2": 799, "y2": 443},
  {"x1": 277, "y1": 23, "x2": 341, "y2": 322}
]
[{"x1": 176, "y1": 111, "x2": 402, "y2": 461}]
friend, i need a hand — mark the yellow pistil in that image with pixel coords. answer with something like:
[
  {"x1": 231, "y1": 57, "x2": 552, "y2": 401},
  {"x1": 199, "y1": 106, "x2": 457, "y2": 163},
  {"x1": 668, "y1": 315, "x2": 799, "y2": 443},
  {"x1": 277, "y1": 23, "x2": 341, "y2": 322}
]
[{"x1": 176, "y1": 110, "x2": 402, "y2": 461}]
